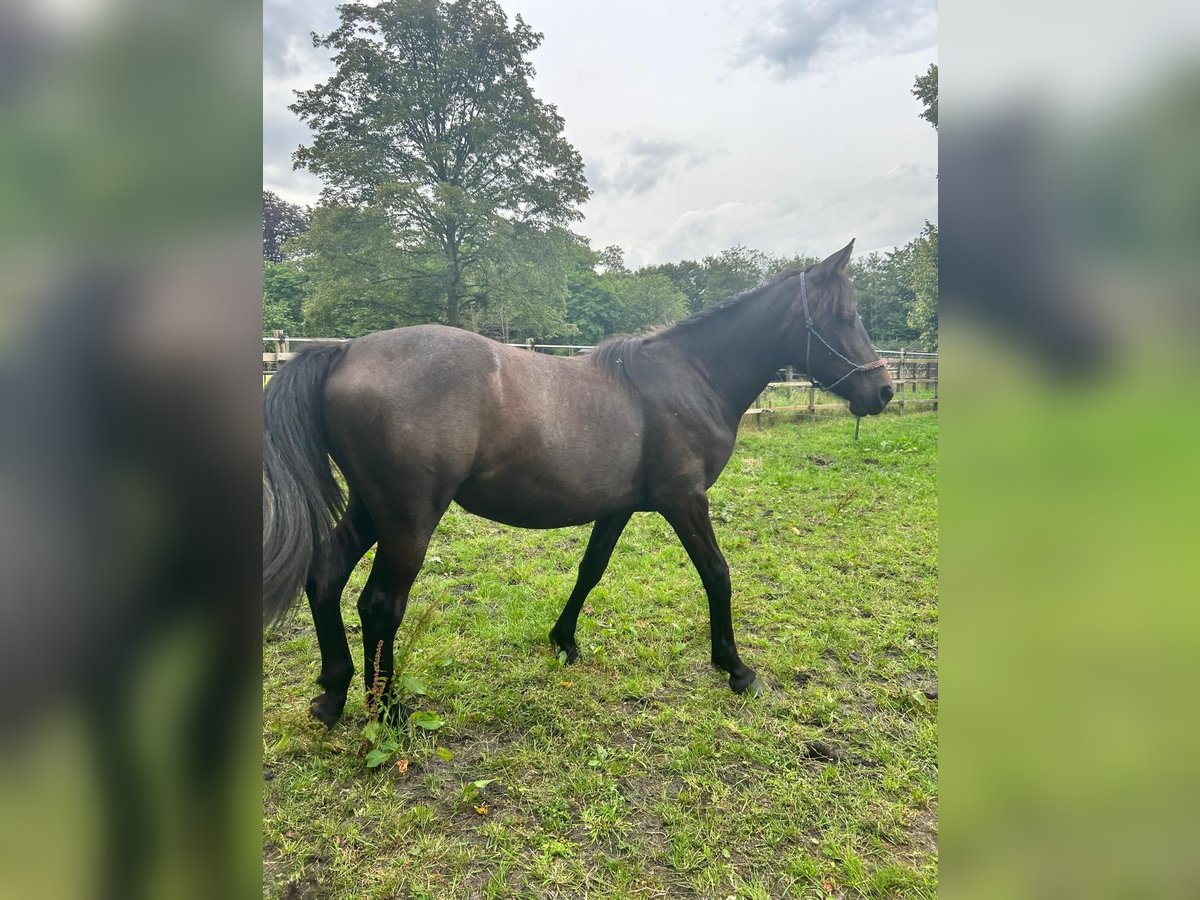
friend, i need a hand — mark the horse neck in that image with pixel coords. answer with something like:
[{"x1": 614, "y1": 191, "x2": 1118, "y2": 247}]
[{"x1": 667, "y1": 290, "x2": 791, "y2": 424}]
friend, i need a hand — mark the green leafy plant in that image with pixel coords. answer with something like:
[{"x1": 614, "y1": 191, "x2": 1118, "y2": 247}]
[
  {"x1": 358, "y1": 599, "x2": 443, "y2": 769},
  {"x1": 461, "y1": 778, "x2": 495, "y2": 805},
  {"x1": 362, "y1": 718, "x2": 402, "y2": 769},
  {"x1": 409, "y1": 711, "x2": 444, "y2": 732}
]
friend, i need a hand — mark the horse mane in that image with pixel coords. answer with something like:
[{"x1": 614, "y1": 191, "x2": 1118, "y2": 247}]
[
  {"x1": 589, "y1": 334, "x2": 648, "y2": 383},
  {"x1": 587, "y1": 263, "x2": 847, "y2": 384}
]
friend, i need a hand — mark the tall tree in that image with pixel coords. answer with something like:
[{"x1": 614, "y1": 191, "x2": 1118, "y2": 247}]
[
  {"x1": 263, "y1": 260, "x2": 309, "y2": 335},
  {"x1": 466, "y1": 224, "x2": 581, "y2": 342},
  {"x1": 913, "y1": 63, "x2": 938, "y2": 130},
  {"x1": 907, "y1": 222, "x2": 938, "y2": 348},
  {"x1": 644, "y1": 258, "x2": 708, "y2": 315},
  {"x1": 698, "y1": 245, "x2": 775, "y2": 309},
  {"x1": 849, "y1": 247, "x2": 922, "y2": 349},
  {"x1": 563, "y1": 245, "x2": 623, "y2": 344},
  {"x1": 645, "y1": 246, "x2": 776, "y2": 315},
  {"x1": 561, "y1": 246, "x2": 686, "y2": 344},
  {"x1": 609, "y1": 272, "x2": 687, "y2": 334},
  {"x1": 263, "y1": 190, "x2": 309, "y2": 262},
  {"x1": 291, "y1": 0, "x2": 589, "y2": 327},
  {"x1": 288, "y1": 202, "x2": 446, "y2": 337},
  {"x1": 597, "y1": 245, "x2": 628, "y2": 275}
]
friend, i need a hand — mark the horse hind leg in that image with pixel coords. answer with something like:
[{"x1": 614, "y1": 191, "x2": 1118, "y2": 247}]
[
  {"x1": 305, "y1": 491, "x2": 376, "y2": 728},
  {"x1": 357, "y1": 499, "x2": 449, "y2": 725}
]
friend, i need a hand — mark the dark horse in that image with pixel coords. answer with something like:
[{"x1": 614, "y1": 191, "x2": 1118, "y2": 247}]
[{"x1": 263, "y1": 241, "x2": 893, "y2": 726}]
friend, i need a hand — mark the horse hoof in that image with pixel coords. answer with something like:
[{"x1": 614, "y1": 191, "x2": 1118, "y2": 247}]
[
  {"x1": 309, "y1": 694, "x2": 345, "y2": 729},
  {"x1": 729, "y1": 670, "x2": 762, "y2": 695},
  {"x1": 550, "y1": 633, "x2": 580, "y2": 664}
]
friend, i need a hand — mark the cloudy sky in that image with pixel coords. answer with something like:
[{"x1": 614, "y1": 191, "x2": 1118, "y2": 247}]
[{"x1": 264, "y1": 0, "x2": 937, "y2": 268}]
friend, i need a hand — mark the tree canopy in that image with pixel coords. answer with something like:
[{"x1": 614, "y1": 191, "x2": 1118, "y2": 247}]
[
  {"x1": 290, "y1": 0, "x2": 589, "y2": 327},
  {"x1": 263, "y1": 259, "x2": 308, "y2": 335},
  {"x1": 285, "y1": 202, "x2": 446, "y2": 337},
  {"x1": 913, "y1": 64, "x2": 937, "y2": 130},
  {"x1": 907, "y1": 222, "x2": 938, "y2": 348},
  {"x1": 263, "y1": 190, "x2": 309, "y2": 262},
  {"x1": 265, "y1": 202, "x2": 939, "y2": 350}
]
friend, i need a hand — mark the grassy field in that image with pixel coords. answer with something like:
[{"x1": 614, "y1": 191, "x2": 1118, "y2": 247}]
[{"x1": 263, "y1": 413, "x2": 938, "y2": 898}]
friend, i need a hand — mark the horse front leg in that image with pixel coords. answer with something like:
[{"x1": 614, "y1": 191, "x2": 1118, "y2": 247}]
[
  {"x1": 551, "y1": 512, "x2": 632, "y2": 662},
  {"x1": 662, "y1": 493, "x2": 760, "y2": 695}
]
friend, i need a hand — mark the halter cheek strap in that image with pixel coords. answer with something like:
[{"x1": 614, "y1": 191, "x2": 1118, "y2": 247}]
[{"x1": 799, "y1": 271, "x2": 890, "y2": 391}]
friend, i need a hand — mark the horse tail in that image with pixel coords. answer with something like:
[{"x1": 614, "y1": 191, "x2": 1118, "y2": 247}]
[{"x1": 262, "y1": 343, "x2": 348, "y2": 627}]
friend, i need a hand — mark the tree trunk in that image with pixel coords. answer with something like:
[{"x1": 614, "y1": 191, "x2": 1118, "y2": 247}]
[
  {"x1": 446, "y1": 238, "x2": 461, "y2": 328},
  {"x1": 446, "y1": 277, "x2": 460, "y2": 328}
]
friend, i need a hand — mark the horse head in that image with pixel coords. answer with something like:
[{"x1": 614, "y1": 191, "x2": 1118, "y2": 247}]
[{"x1": 789, "y1": 241, "x2": 894, "y2": 417}]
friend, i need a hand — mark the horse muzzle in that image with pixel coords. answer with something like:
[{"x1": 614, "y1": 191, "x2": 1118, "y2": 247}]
[{"x1": 850, "y1": 382, "x2": 894, "y2": 417}]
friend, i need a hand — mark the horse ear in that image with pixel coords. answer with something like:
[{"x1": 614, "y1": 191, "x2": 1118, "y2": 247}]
[{"x1": 815, "y1": 239, "x2": 855, "y2": 276}]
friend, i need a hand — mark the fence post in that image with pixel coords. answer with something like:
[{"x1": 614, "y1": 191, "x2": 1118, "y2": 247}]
[
  {"x1": 808, "y1": 380, "x2": 815, "y2": 419},
  {"x1": 898, "y1": 348, "x2": 906, "y2": 414}
]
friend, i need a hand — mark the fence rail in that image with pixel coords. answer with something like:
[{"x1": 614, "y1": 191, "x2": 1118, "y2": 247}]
[{"x1": 263, "y1": 335, "x2": 937, "y2": 422}]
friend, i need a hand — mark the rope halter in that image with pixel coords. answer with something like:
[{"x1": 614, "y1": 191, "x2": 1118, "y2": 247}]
[{"x1": 799, "y1": 271, "x2": 890, "y2": 391}]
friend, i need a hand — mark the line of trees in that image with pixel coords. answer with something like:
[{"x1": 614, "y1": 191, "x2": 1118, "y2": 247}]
[
  {"x1": 264, "y1": 188, "x2": 937, "y2": 349},
  {"x1": 264, "y1": 1, "x2": 937, "y2": 350}
]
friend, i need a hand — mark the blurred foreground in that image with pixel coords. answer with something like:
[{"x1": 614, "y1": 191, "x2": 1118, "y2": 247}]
[
  {"x1": 942, "y1": 1, "x2": 1200, "y2": 895},
  {"x1": 0, "y1": 1, "x2": 260, "y2": 897}
]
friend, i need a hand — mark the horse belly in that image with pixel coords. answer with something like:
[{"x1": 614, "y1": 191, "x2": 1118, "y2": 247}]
[{"x1": 455, "y1": 436, "x2": 642, "y2": 529}]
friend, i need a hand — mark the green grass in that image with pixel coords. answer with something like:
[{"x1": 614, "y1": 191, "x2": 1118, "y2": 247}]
[{"x1": 264, "y1": 413, "x2": 938, "y2": 898}]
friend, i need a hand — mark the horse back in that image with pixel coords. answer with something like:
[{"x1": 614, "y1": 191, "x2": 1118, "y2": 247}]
[{"x1": 321, "y1": 326, "x2": 646, "y2": 528}]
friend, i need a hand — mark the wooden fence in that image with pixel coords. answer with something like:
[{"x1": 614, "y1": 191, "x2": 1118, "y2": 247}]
[
  {"x1": 263, "y1": 335, "x2": 937, "y2": 422},
  {"x1": 745, "y1": 348, "x2": 938, "y2": 423}
]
